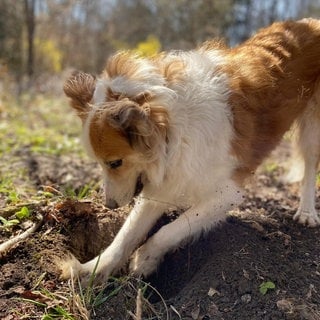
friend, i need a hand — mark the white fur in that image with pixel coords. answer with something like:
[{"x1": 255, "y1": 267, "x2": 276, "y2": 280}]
[
  {"x1": 65, "y1": 49, "x2": 245, "y2": 284},
  {"x1": 63, "y1": 44, "x2": 320, "y2": 285},
  {"x1": 293, "y1": 94, "x2": 320, "y2": 226}
]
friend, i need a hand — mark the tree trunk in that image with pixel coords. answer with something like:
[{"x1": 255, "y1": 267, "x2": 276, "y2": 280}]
[{"x1": 24, "y1": 0, "x2": 36, "y2": 80}]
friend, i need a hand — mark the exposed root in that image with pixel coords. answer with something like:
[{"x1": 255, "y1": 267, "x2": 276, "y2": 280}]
[
  {"x1": 136, "y1": 288, "x2": 142, "y2": 320},
  {"x1": 0, "y1": 213, "x2": 44, "y2": 258}
]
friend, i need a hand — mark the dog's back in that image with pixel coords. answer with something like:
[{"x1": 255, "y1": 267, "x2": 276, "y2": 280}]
[{"x1": 216, "y1": 19, "x2": 320, "y2": 182}]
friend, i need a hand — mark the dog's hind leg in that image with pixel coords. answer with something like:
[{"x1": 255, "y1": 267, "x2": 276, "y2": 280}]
[
  {"x1": 283, "y1": 131, "x2": 305, "y2": 184},
  {"x1": 130, "y1": 181, "x2": 244, "y2": 277},
  {"x1": 293, "y1": 97, "x2": 320, "y2": 227}
]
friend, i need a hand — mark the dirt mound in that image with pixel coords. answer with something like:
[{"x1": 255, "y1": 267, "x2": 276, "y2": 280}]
[{"x1": 0, "y1": 149, "x2": 320, "y2": 319}]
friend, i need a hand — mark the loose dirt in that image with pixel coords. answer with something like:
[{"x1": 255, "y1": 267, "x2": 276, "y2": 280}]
[{"x1": 0, "y1": 143, "x2": 319, "y2": 320}]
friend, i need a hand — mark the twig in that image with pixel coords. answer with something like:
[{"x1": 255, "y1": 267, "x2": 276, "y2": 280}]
[
  {"x1": 135, "y1": 288, "x2": 142, "y2": 320},
  {"x1": 0, "y1": 213, "x2": 44, "y2": 257}
]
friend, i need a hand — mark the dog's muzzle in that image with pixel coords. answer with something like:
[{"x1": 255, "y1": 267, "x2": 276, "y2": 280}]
[
  {"x1": 106, "y1": 198, "x2": 119, "y2": 209},
  {"x1": 105, "y1": 175, "x2": 144, "y2": 209}
]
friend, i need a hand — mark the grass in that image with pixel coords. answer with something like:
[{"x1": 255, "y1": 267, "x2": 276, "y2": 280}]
[
  {"x1": 0, "y1": 91, "x2": 90, "y2": 206},
  {"x1": 63, "y1": 253, "x2": 168, "y2": 319},
  {"x1": 17, "y1": 289, "x2": 79, "y2": 320},
  {"x1": 64, "y1": 182, "x2": 100, "y2": 200},
  {"x1": 0, "y1": 90, "x2": 97, "y2": 318},
  {"x1": 0, "y1": 93, "x2": 83, "y2": 157},
  {"x1": 78, "y1": 276, "x2": 169, "y2": 319},
  {"x1": 0, "y1": 90, "x2": 166, "y2": 319}
]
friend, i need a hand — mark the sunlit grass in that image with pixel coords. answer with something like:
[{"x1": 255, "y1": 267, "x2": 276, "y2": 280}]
[
  {"x1": 0, "y1": 91, "x2": 157, "y2": 319},
  {"x1": 0, "y1": 92, "x2": 88, "y2": 206},
  {"x1": 0, "y1": 93, "x2": 83, "y2": 157}
]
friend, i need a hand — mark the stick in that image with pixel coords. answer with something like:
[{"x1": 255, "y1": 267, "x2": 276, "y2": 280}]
[
  {"x1": 135, "y1": 288, "x2": 142, "y2": 320},
  {"x1": 0, "y1": 214, "x2": 43, "y2": 257}
]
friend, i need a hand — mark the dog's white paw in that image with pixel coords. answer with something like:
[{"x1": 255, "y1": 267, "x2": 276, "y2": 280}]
[
  {"x1": 79, "y1": 262, "x2": 112, "y2": 287},
  {"x1": 293, "y1": 208, "x2": 320, "y2": 227},
  {"x1": 130, "y1": 243, "x2": 162, "y2": 277},
  {"x1": 59, "y1": 255, "x2": 112, "y2": 286},
  {"x1": 59, "y1": 254, "x2": 83, "y2": 280}
]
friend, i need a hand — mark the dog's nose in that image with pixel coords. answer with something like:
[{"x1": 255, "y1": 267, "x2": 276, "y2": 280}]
[{"x1": 106, "y1": 199, "x2": 119, "y2": 209}]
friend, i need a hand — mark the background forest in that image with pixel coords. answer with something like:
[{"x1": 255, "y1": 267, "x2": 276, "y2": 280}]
[
  {"x1": 1, "y1": 1, "x2": 320, "y2": 319},
  {"x1": 1, "y1": 0, "x2": 320, "y2": 96}
]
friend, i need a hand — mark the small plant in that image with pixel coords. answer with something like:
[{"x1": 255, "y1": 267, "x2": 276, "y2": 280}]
[
  {"x1": 42, "y1": 305, "x2": 76, "y2": 320},
  {"x1": 64, "y1": 182, "x2": 98, "y2": 200},
  {"x1": 0, "y1": 176, "x2": 20, "y2": 203},
  {"x1": 0, "y1": 206, "x2": 32, "y2": 232},
  {"x1": 0, "y1": 216, "x2": 20, "y2": 231},
  {"x1": 15, "y1": 206, "x2": 31, "y2": 220},
  {"x1": 259, "y1": 281, "x2": 276, "y2": 295}
]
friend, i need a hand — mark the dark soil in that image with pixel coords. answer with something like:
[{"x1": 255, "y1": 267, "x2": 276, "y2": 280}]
[{"x1": 0, "y1": 144, "x2": 320, "y2": 320}]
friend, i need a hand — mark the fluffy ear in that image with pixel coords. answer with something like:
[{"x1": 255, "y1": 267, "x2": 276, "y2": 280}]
[
  {"x1": 107, "y1": 99, "x2": 169, "y2": 155},
  {"x1": 63, "y1": 71, "x2": 96, "y2": 119},
  {"x1": 107, "y1": 101, "x2": 150, "y2": 138}
]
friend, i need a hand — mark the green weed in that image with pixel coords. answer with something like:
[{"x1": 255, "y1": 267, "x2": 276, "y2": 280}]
[
  {"x1": 15, "y1": 206, "x2": 31, "y2": 220},
  {"x1": 78, "y1": 274, "x2": 169, "y2": 319},
  {"x1": 0, "y1": 176, "x2": 20, "y2": 203},
  {"x1": 0, "y1": 216, "x2": 20, "y2": 231},
  {"x1": 259, "y1": 281, "x2": 276, "y2": 295},
  {"x1": 64, "y1": 183, "x2": 99, "y2": 200},
  {"x1": 42, "y1": 306, "x2": 76, "y2": 320}
]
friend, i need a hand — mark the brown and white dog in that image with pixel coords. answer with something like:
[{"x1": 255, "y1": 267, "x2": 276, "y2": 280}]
[{"x1": 62, "y1": 19, "x2": 320, "y2": 284}]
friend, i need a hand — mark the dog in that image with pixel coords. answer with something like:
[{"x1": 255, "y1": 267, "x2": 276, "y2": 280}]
[{"x1": 62, "y1": 19, "x2": 320, "y2": 285}]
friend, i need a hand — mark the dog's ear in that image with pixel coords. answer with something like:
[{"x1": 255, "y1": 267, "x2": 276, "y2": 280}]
[
  {"x1": 107, "y1": 100, "x2": 151, "y2": 140},
  {"x1": 63, "y1": 71, "x2": 96, "y2": 119},
  {"x1": 107, "y1": 96, "x2": 168, "y2": 153}
]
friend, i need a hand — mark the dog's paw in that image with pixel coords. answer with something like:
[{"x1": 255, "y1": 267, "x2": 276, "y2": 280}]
[
  {"x1": 293, "y1": 208, "x2": 320, "y2": 227},
  {"x1": 129, "y1": 243, "x2": 162, "y2": 277},
  {"x1": 58, "y1": 255, "x2": 111, "y2": 286},
  {"x1": 79, "y1": 267, "x2": 110, "y2": 287},
  {"x1": 58, "y1": 254, "x2": 82, "y2": 280}
]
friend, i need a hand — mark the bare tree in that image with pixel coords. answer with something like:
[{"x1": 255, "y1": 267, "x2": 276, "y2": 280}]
[
  {"x1": 24, "y1": 0, "x2": 36, "y2": 80},
  {"x1": 2, "y1": 0, "x2": 320, "y2": 84}
]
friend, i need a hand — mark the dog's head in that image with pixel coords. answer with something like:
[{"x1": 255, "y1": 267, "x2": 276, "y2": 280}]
[{"x1": 64, "y1": 70, "x2": 169, "y2": 208}]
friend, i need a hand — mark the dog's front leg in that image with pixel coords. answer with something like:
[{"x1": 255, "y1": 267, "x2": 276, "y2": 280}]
[
  {"x1": 130, "y1": 183, "x2": 244, "y2": 277},
  {"x1": 62, "y1": 199, "x2": 167, "y2": 285}
]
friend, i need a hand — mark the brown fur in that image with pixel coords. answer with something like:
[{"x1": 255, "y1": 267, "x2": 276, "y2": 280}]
[
  {"x1": 89, "y1": 108, "x2": 133, "y2": 161},
  {"x1": 88, "y1": 99, "x2": 169, "y2": 162},
  {"x1": 220, "y1": 19, "x2": 320, "y2": 183},
  {"x1": 61, "y1": 19, "x2": 320, "y2": 284},
  {"x1": 153, "y1": 55, "x2": 186, "y2": 84},
  {"x1": 105, "y1": 51, "x2": 147, "y2": 81},
  {"x1": 63, "y1": 71, "x2": 96, "y2": 120},
  {"x1": 64, "y1": 19, "x2": 320, "y2": 184}
]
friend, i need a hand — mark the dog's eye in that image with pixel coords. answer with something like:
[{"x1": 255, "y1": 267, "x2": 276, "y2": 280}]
[{"x1": 106, "y1": 159, "x2": 123, "y2": 169}]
